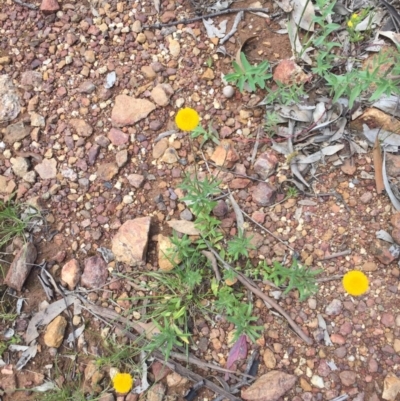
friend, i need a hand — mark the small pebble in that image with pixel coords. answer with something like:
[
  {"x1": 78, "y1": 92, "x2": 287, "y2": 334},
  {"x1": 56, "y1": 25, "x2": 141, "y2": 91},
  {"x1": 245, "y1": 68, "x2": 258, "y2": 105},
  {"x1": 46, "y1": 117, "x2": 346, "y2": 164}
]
[{"x1": 222, "y1": 85, "x2": 235, "y2": 98}]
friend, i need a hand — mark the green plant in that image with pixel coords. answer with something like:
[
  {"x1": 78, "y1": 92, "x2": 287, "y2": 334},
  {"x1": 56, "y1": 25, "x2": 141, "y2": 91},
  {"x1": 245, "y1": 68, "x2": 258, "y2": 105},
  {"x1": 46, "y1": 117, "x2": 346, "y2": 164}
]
[
  {"x1": 190, "y1": 122, "x2": 220, "y2": 147},
  {"x1": 286, "y1": 186, "x2": 299, "y2": 198},
  {"x1": 346, "y1": 9, "x2": 371, "y2": 42},
  {"x1": 260, "y1": 259, "x2": 322, "y2": 301},
  {"x1": 0, "y1": 199, "x2": 41, "y2": 248},
  {"x1": 225, "y1": 52, "x2": 272, "y2": 92},
  {"x1": 143, "y1": 318, "x2": 190, "y2": 360},
  {"x1": 95, "y1": 337, "x2": 139, "y2": 371},
  {"x1": 263, "y1": 82, "x2": 307, "y2": 106},
  {"x1": 206, "y1": 56, "x2": 213, "y2": 68},
  {"x1": 34, "y1": 359, "x2": 102, "y2": 401},
  {"x1": 226, "y1": 302, "x2": 263, "y2": 343},
  {"x1": 179, "y1": 174, "x2": 223, "y2": 242},
  {"x1": 264, "y1": 111, "x2": 281, "y2": 137},
  {"x1": 226, "y1": 232, "x2": 255, "y2": 262},
  {"x1": 323, "y1": 51, "x2": 400, "y2": 108}
]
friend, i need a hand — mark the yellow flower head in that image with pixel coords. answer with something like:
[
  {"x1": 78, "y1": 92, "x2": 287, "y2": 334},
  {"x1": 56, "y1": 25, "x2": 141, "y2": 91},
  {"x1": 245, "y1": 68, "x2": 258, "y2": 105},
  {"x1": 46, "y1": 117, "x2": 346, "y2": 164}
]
[
  {"x1": 347, "y1": 20, "x2": 354, "y2": 28},
  {"x1": 342, "y1": 270, "x2": 369, "y2": 296},
  {"x1": 351, "y1": 13, "x2": 359, "y2": 20},
  {"x1": 112, "y1": 372, "x2": 133, "y2": 394},
  {"x1": 175, "y1": 107, "x2": 200, "y2": 131}
]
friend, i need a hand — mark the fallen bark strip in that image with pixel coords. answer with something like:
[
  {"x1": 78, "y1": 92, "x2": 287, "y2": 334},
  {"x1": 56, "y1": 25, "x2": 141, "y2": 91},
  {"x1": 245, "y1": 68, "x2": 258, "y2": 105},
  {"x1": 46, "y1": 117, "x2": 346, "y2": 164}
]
[
  {"x1": 205, "y1": 241, "x2": 313, "y2": 345},
  {"x1": 142, "y1": 7, "x2": 269, "y2": 29}
]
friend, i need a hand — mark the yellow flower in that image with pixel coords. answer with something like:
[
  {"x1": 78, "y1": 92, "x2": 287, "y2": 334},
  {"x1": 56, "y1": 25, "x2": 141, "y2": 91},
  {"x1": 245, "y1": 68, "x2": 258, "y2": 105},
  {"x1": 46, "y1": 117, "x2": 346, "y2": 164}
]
[
  {"x1": 351, "y1": 13, "x2": 359, "y2": 20},
  {"x1": 175, "y1": 107, "x2": 200, "y2": 131},
  {"x1": 342, "y1": 270, "x2": 369, "y2": 296},
  {"x1": 347, "y1": 20, "x2": 353, "y2": 28},
  {"x1": 112, "y1": 372, "x2": 133, "y2": 394}
]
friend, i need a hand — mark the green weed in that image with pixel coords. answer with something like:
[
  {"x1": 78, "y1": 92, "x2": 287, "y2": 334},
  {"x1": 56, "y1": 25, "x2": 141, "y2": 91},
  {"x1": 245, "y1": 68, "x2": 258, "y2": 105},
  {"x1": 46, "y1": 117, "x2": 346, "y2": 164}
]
[
  {"x1": 286, "y1": 186, "x2": 299, "y2": 198},
  {"x1": 225, "y1": 52, "x2": 272, "y2": 92},
  {"x1": 264, "y1": 111, "x2": 281, "y2": 137},
  {"x1": 0, "y1": 199, "x2": 41, "y2": 248},
  {"x1": 190, "y1": 122, "x2": 220, "y2": 148},
  {"x1": 263, "y1": 82, "x2": 307, "y2": 106},
  {"x1": 259, "y1": 259, "x2": 322, "y2": 301}
]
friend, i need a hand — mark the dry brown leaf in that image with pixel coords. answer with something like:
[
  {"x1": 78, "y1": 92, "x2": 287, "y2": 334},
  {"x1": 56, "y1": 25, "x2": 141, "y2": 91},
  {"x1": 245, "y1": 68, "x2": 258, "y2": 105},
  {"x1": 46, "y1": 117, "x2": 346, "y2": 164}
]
[
  {"x1": 350, "y1": 108, "x2": 400, "y2": 134},
  {"x1": 241, "y1": 371, "x2": 297, "y2": 401},
  {"x1": 373, "y1": 134, "x2": 385, "y2": 194}
]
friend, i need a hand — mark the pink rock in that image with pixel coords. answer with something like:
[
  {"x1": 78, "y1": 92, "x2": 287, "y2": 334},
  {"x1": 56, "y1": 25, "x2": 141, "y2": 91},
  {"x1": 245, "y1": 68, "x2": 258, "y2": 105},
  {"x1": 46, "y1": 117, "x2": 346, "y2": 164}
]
[
  {"x1": 210, "y1": 139, "x2": 239, "y2": 168},
  {"x1": 393, "y1": 229, "x2": 400, "y2": 245},
  {"x1": 5, "y1": 243, "x2": 37, "y2": 291},
  {"x1": 317, "y1": 360, "x2": 331, "y2": 377},
  {"x1": 127, "y1": 173, "x2": 145, "y2": 188},
  {"x1": 381, "y1": 312, "x2": 395, "y2": 327},
  {"x1": 230, "y1": 178, "x2": 251, "y2": 189},
  {"x1": 254, "y1": 151, "x2": 278, "y2": 179},
  {"x1": 339, "y1": 370, "x2": 357, "y2": 386},
  {"x1": 251, "y1": 182, "x2": 276, "y2": 206},
  {"x1": 160, "y1": 11, "x2": 176, "y2": 23},
  {"x1": 108, "y1": 128, "x2": 129, "y2": 146},
  {"x1": 40, "y1": 0, "x2": 60, "y2": 14},
  {"x1": 273, "y1": 59, "x2": 310, "y2": 85},
  {"x1": 371, "y1": 239, "x2": 397, "y2": 265},
  {"x1": 81, "y1": 256, "x2": 108, "y2": 289},
  {"x1": 111, "y1": 95, "x2": 156, "y2": 127},
  {"x1": 339, "y1": 321, "x2": 352, "y2": 336},
  {"x1": 111, "y1": 217, "x2": 151, "y2": 266},
  {"x1": 61, "y1": 259, "x2": 81, "y2": 290},
  {"x1": 331, "y1": 333, "x2": 346, "y2": 345},
  {"x1": 252, "y1": 211, "x2": 265, "y2": 224}
]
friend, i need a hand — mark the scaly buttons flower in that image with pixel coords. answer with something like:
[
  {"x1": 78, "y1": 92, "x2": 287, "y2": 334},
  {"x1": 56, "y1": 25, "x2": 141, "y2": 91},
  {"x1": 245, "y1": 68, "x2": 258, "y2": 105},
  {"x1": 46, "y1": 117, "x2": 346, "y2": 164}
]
[
  {"x1": 112, "y1": 372, "x2": 133, "y2": 394},
  {"x1": 175, "y1": 107, "x2": 200, "y2": 131},
  {"x1": 342, "y1": 270, "x2": 369, "y2": 296}
]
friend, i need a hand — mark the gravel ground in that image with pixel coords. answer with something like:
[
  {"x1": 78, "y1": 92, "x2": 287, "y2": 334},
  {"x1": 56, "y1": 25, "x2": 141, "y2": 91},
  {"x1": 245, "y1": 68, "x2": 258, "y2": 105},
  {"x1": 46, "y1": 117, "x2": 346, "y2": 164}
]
[{"x1": 1, "y1": 0, "x2": 400, "y2": 400}]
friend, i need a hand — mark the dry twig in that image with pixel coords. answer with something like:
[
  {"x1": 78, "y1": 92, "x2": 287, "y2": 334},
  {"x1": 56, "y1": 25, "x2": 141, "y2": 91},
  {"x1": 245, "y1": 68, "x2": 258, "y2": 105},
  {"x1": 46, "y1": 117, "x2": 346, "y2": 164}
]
[{"x1": 143, "y1": 7, "x2": 269, "y2": 29}]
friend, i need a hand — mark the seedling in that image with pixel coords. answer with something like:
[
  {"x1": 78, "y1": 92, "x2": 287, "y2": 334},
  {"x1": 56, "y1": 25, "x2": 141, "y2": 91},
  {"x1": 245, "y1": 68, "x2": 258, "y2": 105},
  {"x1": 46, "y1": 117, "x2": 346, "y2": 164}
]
[
  {"x1": 225, "y1": 52, "x2": 272, "y2": 92},
  {"x1": 260, "y1": 259, "x2": 322, "y2": 301},
  {"x1": 190, "y1": 122, "x2": 220, "y2": 147}
]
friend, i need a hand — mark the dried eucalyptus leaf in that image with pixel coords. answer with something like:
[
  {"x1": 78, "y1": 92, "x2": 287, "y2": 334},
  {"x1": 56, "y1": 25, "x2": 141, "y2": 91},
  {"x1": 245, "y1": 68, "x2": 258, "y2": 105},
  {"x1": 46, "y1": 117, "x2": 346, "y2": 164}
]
[
  {"x1": 292, "y1": 0, "x2": 315, "y2": 31},
  {"x1": 16, "y1": 344, "x2": 37, "y2": 370},
  {"x1": 376, "y1": 230, "x2": 394, "y2": 243},
  {"x1": 373, "y1": 95, "x2": 400, "y2": 118}
]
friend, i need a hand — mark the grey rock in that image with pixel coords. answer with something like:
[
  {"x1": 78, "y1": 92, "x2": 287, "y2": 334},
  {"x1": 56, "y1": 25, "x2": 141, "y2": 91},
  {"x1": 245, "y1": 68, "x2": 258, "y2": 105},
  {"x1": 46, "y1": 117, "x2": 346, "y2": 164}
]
[
  {"x1": 0, "y1": 75, "x2": 21, "y2": 123},
  {"x1": 11, "y1": 157, "x2": 30, "y2": 178},
  {"x1": 34, "y1": 158, "x2": 57, "y2": 179},
  {"x1": 127, "y1": 173, "x2": 145, "y2": 188},
  {"x1": 116, "y1": 149, "x2": 128, "y2": 167},
  {"x1": 325, "y1": 299, "x2": 342, "y2": 316},
  {"x1": 5, "y1": 243, "x2": 37, "y2": 291},
  {"x1": 4, "y1": 121, "x2": 30, "y2": 144}
]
